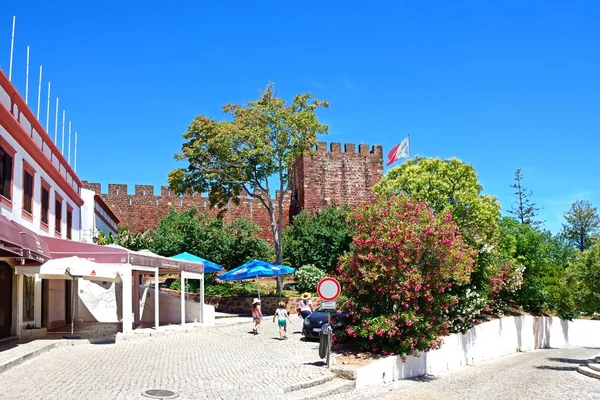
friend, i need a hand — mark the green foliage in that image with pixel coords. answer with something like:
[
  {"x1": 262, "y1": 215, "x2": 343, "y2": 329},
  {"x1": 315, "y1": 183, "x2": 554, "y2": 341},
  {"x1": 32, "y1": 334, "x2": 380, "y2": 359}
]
[
  {"x1": 337, "y1": 193, "x2": 476, "y2": 356},
  {"x1": 98, "y1": 226, "x2": 153, "y2": 251},
  {"x1": 150, "y1": 208, "x2": 273, "y2": 270},
  {"x1": 294, "y1": 265, "x2": 326, "y2": 293},
  {"x1": 499, "y1": 217, "x2": 575, "y2": 313},
  {"x1": 204, "y1": 281, "x2": 259, "y2": 297},
  {"x1": 562, "y1": 200, "x2": 600, "y2": 251},
  {"x1": 375, "y1": 157, "x2": 501, "y2": 244},
  {"x1": 567, "y1": 241, "x2": 600, "y2": 315},
  {"x1": 508, "y1": 169, "x2": 541, "y2": 227},
  {"x1": 168, "y1": 83, "x2": 329, "y2": 292},
  {"x1": 169, "y1": 278, "x2": 200, "y2": 294},
  {"x1": 283, "y1": 205, "x2": 352, "y2": 273}
]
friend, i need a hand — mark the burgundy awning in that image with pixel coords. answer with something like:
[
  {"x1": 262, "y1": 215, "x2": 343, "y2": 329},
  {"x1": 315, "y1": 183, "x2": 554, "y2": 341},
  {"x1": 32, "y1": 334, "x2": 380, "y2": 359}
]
[
  {"x1": 0, "y1": 214, "x2": 24, "y2": 258},
  {"x1": 7, "y1": 219, "x2": 51, "y2": 263},
  {"x1": 43, "y1": 236, "x2": 129, "y2": 264},
  {"x1": 42, "y1": 237, "x2": 203, "y2": 273}
]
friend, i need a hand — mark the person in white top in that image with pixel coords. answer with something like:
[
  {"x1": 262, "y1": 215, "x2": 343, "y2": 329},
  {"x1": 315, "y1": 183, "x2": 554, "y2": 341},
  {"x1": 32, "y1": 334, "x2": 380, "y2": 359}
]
[
  {"x1": 297, "y1": 292, "x2": 313, "y2": 319},
  {"x1": 273, "y1": 301, "x2": 291, "y2": 340}
]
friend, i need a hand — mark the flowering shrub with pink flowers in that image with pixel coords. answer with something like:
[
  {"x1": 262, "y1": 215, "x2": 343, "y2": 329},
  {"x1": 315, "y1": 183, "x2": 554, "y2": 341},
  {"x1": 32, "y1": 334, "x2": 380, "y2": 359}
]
[{"x1": 336, "y1": 193, "x2": 477, "y2": 356}]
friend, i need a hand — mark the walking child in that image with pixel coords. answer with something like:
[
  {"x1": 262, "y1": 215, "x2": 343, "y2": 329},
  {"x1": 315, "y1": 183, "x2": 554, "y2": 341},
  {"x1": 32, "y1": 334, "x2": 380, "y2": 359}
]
[
  {"x1": 251, "y1": 298, "x2": 263, "y2": 334},
  {"x1": 273, "y1": 301, "x2": 291, "y2": 339}
]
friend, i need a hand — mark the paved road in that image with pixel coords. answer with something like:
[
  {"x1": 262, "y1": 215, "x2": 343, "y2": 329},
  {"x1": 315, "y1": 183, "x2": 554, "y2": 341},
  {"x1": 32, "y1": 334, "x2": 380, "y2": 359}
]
[
  {"x1": 326, "y1": 347, "x2": 600, "y2": 400},
  {"x1": 0, "y1": 318, "x2": 328, "y2": 400}
]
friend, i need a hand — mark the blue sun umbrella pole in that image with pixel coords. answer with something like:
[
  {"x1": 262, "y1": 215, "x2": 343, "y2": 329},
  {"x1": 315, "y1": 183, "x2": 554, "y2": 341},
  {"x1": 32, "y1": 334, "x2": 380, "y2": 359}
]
[{"x1": 218, "y1": 260, "x2": 295, "y2": 300}]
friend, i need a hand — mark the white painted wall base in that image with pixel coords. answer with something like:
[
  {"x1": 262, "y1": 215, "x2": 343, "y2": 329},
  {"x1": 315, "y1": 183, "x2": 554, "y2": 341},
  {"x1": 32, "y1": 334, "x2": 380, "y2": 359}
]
[
  {"x1": 353, "y1": 316, "x2": 600, "y2": 389},
  {"x1": 139, "y1": 287, "x2": 215, "y2": 326}
]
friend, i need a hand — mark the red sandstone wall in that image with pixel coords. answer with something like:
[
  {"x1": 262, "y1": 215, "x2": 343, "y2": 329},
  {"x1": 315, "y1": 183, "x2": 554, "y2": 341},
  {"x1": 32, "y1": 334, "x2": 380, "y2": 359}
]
[
  {"x1": 84, "y1": 141, "x2": 384, "y2": 240},
  {"x1": 289, "y1": 142, "x2": 383, "y2": 216},
  {"x1": 81, "y1": 182, "x2": 289, "y2": 242}
]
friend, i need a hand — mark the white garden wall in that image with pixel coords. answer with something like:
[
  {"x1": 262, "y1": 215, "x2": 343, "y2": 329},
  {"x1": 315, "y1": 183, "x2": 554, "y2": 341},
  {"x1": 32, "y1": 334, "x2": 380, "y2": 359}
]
[
  {"x1": 354, "y1": 316, "x2": 600, "y2": 388},
  {"x1": 140, "y1": 286, "x2": 215, "y2": 326}
]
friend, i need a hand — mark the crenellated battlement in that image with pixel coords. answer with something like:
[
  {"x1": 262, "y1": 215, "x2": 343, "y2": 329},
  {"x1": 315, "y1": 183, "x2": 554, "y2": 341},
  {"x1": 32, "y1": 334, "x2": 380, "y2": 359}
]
[
  {"x1": 82, "y1": 141, "x2": 384, "y2": 240},
  {"x1": 315, "y1": 142, "x2": 383, "y2": 155}
]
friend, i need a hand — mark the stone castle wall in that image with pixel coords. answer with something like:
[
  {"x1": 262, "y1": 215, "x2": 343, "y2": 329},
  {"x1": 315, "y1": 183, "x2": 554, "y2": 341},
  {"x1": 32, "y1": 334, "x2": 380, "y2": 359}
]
[{"x1": 84, "y1": 142, "x2": 384, "y2": 241}]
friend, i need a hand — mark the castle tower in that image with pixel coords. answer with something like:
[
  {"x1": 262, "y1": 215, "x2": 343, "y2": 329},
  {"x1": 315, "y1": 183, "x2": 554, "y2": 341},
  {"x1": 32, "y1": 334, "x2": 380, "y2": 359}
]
[{"x1": 289, "y1": 142, "x2": 383, "y2": 218}]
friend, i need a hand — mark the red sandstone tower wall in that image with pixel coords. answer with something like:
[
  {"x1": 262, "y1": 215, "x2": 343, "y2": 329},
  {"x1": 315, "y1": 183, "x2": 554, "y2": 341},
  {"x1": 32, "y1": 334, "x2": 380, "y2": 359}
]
[{"x1": 84, "y1": 141, "x2": 383, "y2": 241}]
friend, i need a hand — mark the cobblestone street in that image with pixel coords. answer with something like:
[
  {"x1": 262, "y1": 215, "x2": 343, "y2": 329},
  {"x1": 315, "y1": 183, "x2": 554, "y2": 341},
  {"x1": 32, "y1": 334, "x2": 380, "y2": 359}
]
[
  {"x1": 0, "y1": 318, "x2": 329, "y2": 400},
  {"x1": 326, "y1": 347, "x2": 600, "y2": 400},
  {"x1": 2, "y1": 319, "x2": 600, "y2": 400}
]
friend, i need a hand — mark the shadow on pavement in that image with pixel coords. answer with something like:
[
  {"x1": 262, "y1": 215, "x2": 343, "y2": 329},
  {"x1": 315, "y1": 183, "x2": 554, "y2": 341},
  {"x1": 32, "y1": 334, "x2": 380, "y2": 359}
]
[
  {"x1": 535, "y1": 365, "x2": 578, "y2": 371},
  {"x1": 548, "y1": 357, "x2": 590, "y2": 364}
]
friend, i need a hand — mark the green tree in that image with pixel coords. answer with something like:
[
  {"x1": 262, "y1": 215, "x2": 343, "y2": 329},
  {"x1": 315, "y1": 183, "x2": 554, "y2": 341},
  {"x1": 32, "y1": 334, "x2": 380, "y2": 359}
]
[
  {"x1": 168, "y1": 83, "x2": 328, "y2": 291},
  {"x1": 150, "y1": 208, "x2": 273, "y2": 270},
  {"x1": 374, "y1": 157, "x2": 503, "y2": 311},
  {"x1": 562, "y1": 200, "x2": 600, "y2": 251},
  {"x1": 374, "y1": 157, "x2": 501, "y2": 244},
  {"x1": 567, "y1": 241, "x2": 600, "y2": 315},
  {"x1": 508, "y1": 169, "x2": 541, "y2": 227},
  {"x1": 283, "y1": 205, "x2": 351, "y2": 273}
]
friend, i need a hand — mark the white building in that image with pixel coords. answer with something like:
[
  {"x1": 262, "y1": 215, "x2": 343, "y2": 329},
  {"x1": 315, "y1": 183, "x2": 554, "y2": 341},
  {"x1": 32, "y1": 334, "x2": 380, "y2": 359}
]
[
  {"x1": 0, "y1": 68, "x2": 83, "y2": 338},
  {"x1": 80, "y1": 188, "x2": 119, "y2": 244}
]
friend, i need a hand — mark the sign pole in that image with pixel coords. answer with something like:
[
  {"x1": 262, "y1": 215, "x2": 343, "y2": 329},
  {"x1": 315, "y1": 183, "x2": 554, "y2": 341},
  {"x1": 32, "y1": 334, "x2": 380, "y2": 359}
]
[{"x1": 317, "y1": 277, "x2": 341, "y2": 369}]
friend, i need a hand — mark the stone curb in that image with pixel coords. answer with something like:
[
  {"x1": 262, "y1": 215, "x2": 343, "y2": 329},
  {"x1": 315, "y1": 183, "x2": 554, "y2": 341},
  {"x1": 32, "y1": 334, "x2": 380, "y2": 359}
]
[
  {"x1": 284, "y1": 375, "x2": 335, "y2": 393},
  {"x1": 116, "y1": 320, "x2": 251, "y2": 343}
]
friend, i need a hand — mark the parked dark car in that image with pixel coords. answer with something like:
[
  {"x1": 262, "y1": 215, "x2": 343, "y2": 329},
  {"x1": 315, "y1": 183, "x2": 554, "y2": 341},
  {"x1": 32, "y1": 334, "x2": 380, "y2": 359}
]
[
  {"x1": 302, "y1": 307, "x2": 348, "y2": 339},
  {"x1": 283, "y1": 282, "x2": 298, "y2": 291}
]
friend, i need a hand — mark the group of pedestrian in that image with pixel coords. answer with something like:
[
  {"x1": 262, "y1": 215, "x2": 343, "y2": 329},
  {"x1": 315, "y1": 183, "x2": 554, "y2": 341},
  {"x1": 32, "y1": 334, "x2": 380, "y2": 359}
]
[{"x1": 250, "y1": 292, "x2": 314, "y2": 340}]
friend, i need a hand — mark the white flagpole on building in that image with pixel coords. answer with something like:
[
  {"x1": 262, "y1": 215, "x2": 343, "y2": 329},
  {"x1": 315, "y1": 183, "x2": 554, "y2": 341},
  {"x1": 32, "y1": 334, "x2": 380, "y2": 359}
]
[
  {"x1": 61, "y1": 110, "x2": 65, "y2": 154},
  {"x1": 8, "y1": 16, "x2": 15, "y2": 81},
  {"x1": 25, "y1": 46, "x2": 30, "y2": 104},
  {"x1": 54, "y1": 97, "x2": 59, "y2": 143},
  {"x1": 46, "y1": 82, "x2": 51, "y2": 132},
  {"x1": 67, "y1": 121, "x2": 71, "y2": 164},
  {"x1": 36, "y1": 65, "x2": 42, "y2": 119},
  {"x1": 74, "y1": 132, "x2": 78, "y2": 173}
]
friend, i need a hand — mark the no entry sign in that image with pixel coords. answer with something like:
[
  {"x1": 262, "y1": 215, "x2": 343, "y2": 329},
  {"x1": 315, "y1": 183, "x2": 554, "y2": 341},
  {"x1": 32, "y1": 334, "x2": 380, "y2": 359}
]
[{"x1": 317, "y1": 277, "x2": 341, "y2": 301}]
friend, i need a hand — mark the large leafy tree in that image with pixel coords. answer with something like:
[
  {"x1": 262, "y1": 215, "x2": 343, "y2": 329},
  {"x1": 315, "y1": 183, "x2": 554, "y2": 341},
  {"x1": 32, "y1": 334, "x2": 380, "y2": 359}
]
[
  {"x1": 283, "y1": 205, "x2": 352, "y2": 273},
  {"x1": 98, "y1": 226, "x2": 153, "y2": 251},
  {"x1": 150, "y1": 208, "x2": 273, "y2": 270},
  {"x1": 169, "y1": 83, "x2": 328, "y2": 291},
  {"x1": 562, "y1": 200, "x2": 600, "y2": 251},
  {"x1": 374, "y1": 157, "x2": 505, "y2": 323},
  {"x1": 566, "y1": 241, "x2": 600, "y2": 315},
  {"x1": 508, "y1": 169, "x2": 541, "y2": 227},
  {"x1": 374, "y1": 157, "x2": 501, "y2": 244}
]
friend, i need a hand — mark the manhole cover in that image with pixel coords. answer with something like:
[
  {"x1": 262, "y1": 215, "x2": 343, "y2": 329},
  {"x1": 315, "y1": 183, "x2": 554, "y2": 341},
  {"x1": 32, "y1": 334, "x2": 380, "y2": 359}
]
[{"x1": 141, "y1": 389, "x2": 179, "y2": 399}]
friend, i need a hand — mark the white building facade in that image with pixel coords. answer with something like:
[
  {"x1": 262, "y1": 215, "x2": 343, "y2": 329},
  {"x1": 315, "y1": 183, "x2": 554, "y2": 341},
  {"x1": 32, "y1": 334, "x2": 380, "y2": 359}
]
[
  {"x1": 0, "y1": 69, "x2": 84, "y2": 337},
  {"x1": 80, "y1": 188, "x2": 119, "y2": 244}
]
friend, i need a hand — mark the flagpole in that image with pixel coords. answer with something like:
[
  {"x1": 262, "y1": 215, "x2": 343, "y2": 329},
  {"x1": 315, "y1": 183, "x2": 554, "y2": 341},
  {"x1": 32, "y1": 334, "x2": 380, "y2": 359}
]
[
  {"x1": 74, "y1": 131, "x2": 78, "y2": 173},
  {"x1": 25, "y1": 46, "x2": 30, "y2": 105},
  {"x1": 61, "y1": 110, "x2": 65, "y2": 154},
  {"x1": 45, "y1": 82, "x2": 51, "y2": 132},
  {"x1": 67, "y1": 121, "x2": 71, "y2": 164},
  {"x1": 8, "y1": 16, "x2": 15, "y2": 81},
  {"x1": 54, "y1": 97, "x2": 59, "y2": 144},
  {"x1": 36, "y1": 66, "x2": 42, "y2": 119}
]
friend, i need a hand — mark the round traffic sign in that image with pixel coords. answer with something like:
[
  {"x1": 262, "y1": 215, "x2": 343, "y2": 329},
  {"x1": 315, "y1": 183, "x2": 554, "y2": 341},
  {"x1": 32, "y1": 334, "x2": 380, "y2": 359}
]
[{"x1": 317, "y1": 277, "x2": 341, "y2": 301}]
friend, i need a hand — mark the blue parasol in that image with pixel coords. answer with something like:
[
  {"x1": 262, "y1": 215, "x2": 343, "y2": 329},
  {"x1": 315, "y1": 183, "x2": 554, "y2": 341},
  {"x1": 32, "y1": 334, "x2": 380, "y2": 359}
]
[
  {"x1": 171, "y1": 252, "x2": 222, "y2": 273},
  {"x1": 218, "y1": 260, "x2": 295, "y2": 299}
]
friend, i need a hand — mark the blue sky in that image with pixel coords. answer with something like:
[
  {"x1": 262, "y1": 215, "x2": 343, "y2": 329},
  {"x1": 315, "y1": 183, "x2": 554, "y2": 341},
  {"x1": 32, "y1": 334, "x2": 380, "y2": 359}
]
[{"x1": 2, "y1": 1, "x2": 599, "y2": 233}]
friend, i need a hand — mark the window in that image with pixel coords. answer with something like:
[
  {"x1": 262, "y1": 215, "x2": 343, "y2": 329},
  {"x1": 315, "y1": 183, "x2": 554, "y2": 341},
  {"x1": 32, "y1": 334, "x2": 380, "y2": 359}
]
[
  {"x1": 55, "y1": 199, "x2": 62, "y2": 233},
  {"x1": 41, "y1": 186, "x2": 49, "y2": 225},
  {"x1": 0, "y1": 146, "x2": 13, "y2": 200},
  {"x1": 23, "y1": 170, "x2": 34, "y2": 214},
  {"x1": 66, "y1": 208, "x2": 72, "y2": 240}
]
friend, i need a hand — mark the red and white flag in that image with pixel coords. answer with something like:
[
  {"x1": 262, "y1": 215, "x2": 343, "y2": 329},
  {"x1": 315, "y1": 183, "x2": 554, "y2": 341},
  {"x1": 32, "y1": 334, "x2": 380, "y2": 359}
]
[{"x1": 386, "y1": 136, "x2": 410, "y2": 166}]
